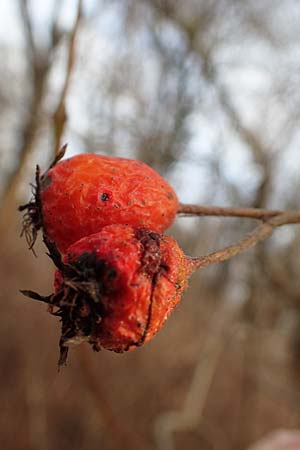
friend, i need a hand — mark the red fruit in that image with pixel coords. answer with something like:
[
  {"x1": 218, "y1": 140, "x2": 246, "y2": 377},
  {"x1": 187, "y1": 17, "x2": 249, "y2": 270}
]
[
  {"x1": 20, "y1": 148, "x2": 178, "y2": 253},
  {"x1": 22, "y1": 225, "x2": 189, "y2": 366}
]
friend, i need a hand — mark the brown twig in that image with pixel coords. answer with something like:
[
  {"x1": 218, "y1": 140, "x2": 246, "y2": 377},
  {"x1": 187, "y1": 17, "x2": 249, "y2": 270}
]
[
  {"x1": 187, "y1": 213, "x2": 300, "y2": 273},
  {"x1": 178, "y1": 203, "x2": 282, "y2": 220},
  {"x1": 53, "y1": 0, "x2": 82, "y2": 156},
  {"x1": 0, "y1": 1, "x2": 51, "y2": 235}
]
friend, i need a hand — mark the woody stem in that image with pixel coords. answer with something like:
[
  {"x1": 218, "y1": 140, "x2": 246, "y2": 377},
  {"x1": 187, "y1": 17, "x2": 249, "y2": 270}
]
[
  {"x1": 178, "y1": 203, "x2": 284, "y2": 220},
  {"x1": 186, "y1": 212, "x2": 300, "y2": 274}
]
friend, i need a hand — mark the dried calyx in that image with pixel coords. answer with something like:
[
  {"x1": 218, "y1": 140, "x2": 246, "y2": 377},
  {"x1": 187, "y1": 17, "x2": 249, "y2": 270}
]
[{"x1": 18, "y1": 146, "x2": 67, "y2": 251}]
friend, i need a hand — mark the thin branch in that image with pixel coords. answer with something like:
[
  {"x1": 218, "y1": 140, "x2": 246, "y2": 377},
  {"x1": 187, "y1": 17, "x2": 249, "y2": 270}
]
[
  {"x1": 18, "y1": 0, "x2": 36, "y2": 65},
  {"x1": 187, "y1": 213, "x2": 300, "y2": 273},
  {"x1": 0, "y1": 1, "x2": 53, "y2": 234},
  {"x1": 53, "y1": 0, "x2": 83, "y2": 156},
  {"x1": 178, "y1": 203, "x2": 282, "y2": 220},
  {"x1": 145, "y1": 0, "x2": 274, "y2": 205}
]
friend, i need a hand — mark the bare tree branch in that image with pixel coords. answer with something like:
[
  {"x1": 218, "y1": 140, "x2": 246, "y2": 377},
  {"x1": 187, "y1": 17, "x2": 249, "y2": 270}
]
[
  {"x1": 0, "y1": 0, "x2": 81, "y2": 233},
  {"x1": 53, "y1": 0, "x2": 83, "y2": 156},
  {"x1": 0, "y1": 1, "x2": 52, "y2": 235},
  {"x1": 19, "y1": 0, "x2": 36, "y2": 65},
  {"x1": 144, "y1": 0, "x2": 273, "y2": 207}
]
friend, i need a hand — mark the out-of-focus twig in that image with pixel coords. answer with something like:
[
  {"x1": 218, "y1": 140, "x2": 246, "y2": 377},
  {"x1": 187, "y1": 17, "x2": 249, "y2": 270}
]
[
  {"x1": 78, "y1": 346, "x2": 153, "y2": 450},
  {"x1": 145, "y1": 0, "x2": 274, "y2": 206},
  {"x1": 25, "y1": 361, "x2": 49, "y2": 450},
  {"x1": 53, "y1": 0, "x2": 83, "y2": 156},
  {"x1": 0, "y1": 0, "x2": 49, "y2": 234},
  {"x1": 0, "y1": 0, "x2": 63, "y2": 234}
]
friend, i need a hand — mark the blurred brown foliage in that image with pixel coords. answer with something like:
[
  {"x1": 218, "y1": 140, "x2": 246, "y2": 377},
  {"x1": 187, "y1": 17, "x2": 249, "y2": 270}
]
[{"x1": 0, "y1": 1, "x2": 300, "y2": 449}]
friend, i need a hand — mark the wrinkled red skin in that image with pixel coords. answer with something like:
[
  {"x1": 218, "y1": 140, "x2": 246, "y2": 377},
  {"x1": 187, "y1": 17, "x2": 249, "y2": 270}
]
[
  {"x1": 143, "y1": 235, "x2": 188, "y2": 344},
  {"x1": 40, "y1": 154, "x2": 178, "y2": 253},
  {"x1": 56, "y1": 225, "x2": 188, "y2": 353}
]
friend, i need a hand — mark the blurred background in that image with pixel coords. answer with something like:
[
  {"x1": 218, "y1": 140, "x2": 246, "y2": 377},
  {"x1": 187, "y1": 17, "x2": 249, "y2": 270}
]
[{"x1": 1, "y1": 1, "x2": 300, "y2": 449}]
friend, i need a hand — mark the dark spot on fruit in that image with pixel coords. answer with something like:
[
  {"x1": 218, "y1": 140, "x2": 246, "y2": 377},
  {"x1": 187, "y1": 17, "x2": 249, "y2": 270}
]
[
  {"x1": 113, "y1": 204, "x2": 120, "y2": 209},
  {"x1": 159, "y1": 263, "x2": 169, "y2": 273},
  {"x1": 135, "y1": 229, "x2": 161, "y2": 277},
  {"x1": 108, "y1": 268, "x2": 117, "y2": 279},
  {"x1": 167, "y1": 192, "x2": 174, "y2": 199},
  {"x1": 100, "y1": 192, "x2": 110, "y2": 202}
]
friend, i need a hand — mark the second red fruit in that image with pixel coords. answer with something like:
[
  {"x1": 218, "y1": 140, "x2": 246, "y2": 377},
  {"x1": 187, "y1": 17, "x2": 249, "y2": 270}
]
[{"x1": 26, "y1": 224, "x2": 189, "y2": 366}]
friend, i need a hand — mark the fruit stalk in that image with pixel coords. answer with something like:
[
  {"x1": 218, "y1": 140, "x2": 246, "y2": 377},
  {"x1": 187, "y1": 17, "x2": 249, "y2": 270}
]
[
  {"x1": 178, "y1": 202, "x2": 289, "y2": 220},
  {"x1": 186, "y1": 212, "x2": 300, "y2": 274}
]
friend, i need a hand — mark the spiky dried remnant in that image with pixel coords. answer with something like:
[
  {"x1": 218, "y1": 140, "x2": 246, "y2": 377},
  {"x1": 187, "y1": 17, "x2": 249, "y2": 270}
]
[
  {"x1": 19, "y1": 148, "x2": 178, "y2": 253},
  {"x1": 18, "y1": 166, "x2": 43, "y2": 252},
  {"x1": 22, "y1": 225, "x2": 188, "y2": 367}
]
